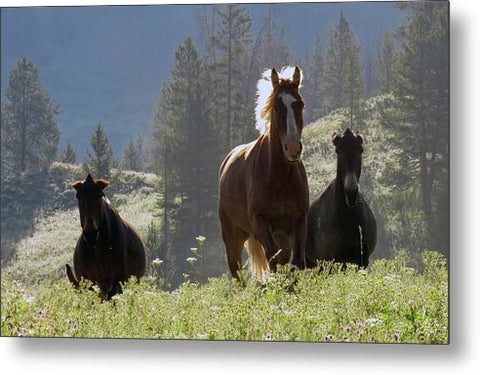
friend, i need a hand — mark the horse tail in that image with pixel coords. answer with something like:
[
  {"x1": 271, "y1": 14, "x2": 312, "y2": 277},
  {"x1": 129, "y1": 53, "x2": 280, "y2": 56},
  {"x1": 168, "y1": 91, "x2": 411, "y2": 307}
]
[
  {"x1": 65, "y1": 264, "x2": 79, "y2": 288},
  {"x1": 245, "y1": 236, "x2": 269, "y2": 281}
]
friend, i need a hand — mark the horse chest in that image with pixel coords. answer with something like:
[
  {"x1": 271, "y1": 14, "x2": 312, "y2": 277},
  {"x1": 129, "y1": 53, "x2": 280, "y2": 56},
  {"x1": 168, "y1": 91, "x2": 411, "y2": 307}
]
[
  {"x1": 77, "y1": 243, "x2": 118, "y2": 281},
  {"x1": 320, "y1": 212, "x2": 361, "y2": 249},
  {"x1": 252, "y1": 170, "x2": 308, "y2": 215},
  {"x1": 252, "y1": 189, "x2": 306, "y2": 223}
]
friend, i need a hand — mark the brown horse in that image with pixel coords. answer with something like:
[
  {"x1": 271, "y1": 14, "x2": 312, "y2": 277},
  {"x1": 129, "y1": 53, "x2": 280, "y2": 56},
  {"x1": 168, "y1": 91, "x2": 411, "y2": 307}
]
[
  {"x1": 66, "y1": 174, "x2": 145, "y2": 300},
  {"x1": 219, "y1": 66, "x2": 309, "y2": 279},
  {"x1": 306, "y1": 129, "x2": 377, "y2": 268}
]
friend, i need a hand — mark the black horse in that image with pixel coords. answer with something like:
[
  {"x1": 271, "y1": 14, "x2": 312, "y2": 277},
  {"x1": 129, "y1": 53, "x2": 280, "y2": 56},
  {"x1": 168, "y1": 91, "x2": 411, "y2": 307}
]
[
  {"x1": 66, "y1": 174, "x2": 146, "y2": 300},
  {"x1": 306, "y1": 129, "x2": 376, "y2": 268}
]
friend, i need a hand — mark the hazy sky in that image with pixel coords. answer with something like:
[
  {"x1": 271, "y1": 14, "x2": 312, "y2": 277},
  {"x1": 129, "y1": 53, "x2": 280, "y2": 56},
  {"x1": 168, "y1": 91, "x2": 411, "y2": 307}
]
[{"x1": 1, "y1": 3, "x2": 403, "y2": 158}]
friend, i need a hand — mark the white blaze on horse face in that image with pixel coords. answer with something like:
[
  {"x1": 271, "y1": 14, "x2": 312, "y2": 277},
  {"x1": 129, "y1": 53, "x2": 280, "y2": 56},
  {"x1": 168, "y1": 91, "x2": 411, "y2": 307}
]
[{"x1": 278, "y1": 92, "x2": 299, "y2": 143}]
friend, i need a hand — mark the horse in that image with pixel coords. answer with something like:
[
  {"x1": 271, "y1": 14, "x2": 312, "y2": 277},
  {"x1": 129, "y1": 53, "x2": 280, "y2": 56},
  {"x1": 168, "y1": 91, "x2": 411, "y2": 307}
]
[
  {"x1": 305, "y1": 129, "x2": 377, "y2": 269},
  {"x1": 218, "y1": 66, "x2": 309, "y2": 279},
  {"x1": 66, "y1": 174, "x2": 146, "y2": 300}
]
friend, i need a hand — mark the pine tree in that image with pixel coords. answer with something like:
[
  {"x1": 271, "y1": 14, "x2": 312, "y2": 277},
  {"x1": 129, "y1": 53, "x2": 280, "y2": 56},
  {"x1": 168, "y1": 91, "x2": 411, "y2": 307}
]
[
  {"x1": 246, "y1": 7, "x2": 294, "y2": 133},
  {"x1": 151, "y1": 84, "x2": 177, "y2": 270},
  {"x1": 253, "y1": 8, "x2": 294, "y2": 74},
  {"x1": 211, "y1": 4, "x2": 252, "y2": 149},
  {"x1": 151, "y1": 38, "x2": 220, "y2": 281},
  {"x1": 375, "y1": 33, "x2": 396, "y2": 94},
  {"x1": 343, "y1": 29, "x2": 365, "y2": 127},
  {"x1": 321, "y1": 11, "x2": 365, "y2": 125},
  {"x1": 134, "y1": 133, "x2": 146, "y2": 172},
  {"x1": 122, "y1": 139, "x2": 140, "y2": 171},
  {"x1": 197, "y1": 5, "x2": 219, "y2": 66},
  {"x1": 1, "y1": 57, "x2": 60, "y2": 176},
  {"x1": 364, "y1": 49, "x2": 377, "y2": 98},
  {"x1": 84, "y1": 123, "x2": 115, "y2": 179},
  {"x1": 304, "y1": 35, "x2": 324, "y2": 122},
  {"x1": 383, "y1": 2, "x2": 448, "y2": 254},
  {"x1": 61, "y1": 143, "x2": 78, "y2": 164}
]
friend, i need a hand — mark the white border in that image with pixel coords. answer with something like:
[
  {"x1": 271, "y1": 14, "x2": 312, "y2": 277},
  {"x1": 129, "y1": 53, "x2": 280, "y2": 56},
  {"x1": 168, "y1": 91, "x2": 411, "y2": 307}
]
[{"x1": 2, "y1": 0, "x2": 479, "y2": 374}]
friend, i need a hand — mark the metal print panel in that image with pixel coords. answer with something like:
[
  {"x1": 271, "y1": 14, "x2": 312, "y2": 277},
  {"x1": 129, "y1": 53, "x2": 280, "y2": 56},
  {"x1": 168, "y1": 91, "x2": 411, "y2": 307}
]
[{"x1": 0, "y1": 1, "x2": 449, "y2": 343}]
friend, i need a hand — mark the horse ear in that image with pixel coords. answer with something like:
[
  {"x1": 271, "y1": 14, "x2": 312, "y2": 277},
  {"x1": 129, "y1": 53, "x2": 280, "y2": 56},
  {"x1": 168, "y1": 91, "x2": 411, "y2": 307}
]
[
  {"x1": 332, "y1": 132, "x2": 341, "y2": 146},
  {"x1": 72, "y1": 181, "x2": 83, "y2": 191},
  {"x1": 292, "y1": 66, "x2": 302, "y2": 87},
  {"x1": 355, "y1": 131, "x2": 364, "y2": 144},
  {"x1": 96, "y1": 179, "x2": 109, "y2": 189},
  {"x1": 271, "y1": 68, "x2": 279, "y2": 89}
]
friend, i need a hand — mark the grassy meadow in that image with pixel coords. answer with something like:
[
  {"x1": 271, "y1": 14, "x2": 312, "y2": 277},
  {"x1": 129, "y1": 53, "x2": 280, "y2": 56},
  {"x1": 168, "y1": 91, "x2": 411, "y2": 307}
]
[
  {"x1": 1, "y1": 97, "x2": 448, "y2": 343},
  {"x1": 0, "y1": 168, "x2": 449, "y2": 343},
  {"x1": 2, "y1": 252, "x2": 448, "y2": 343}
]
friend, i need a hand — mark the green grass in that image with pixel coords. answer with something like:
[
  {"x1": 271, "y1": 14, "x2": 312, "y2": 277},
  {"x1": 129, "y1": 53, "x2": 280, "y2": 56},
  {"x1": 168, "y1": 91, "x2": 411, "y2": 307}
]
[
  {"x1": 1, "y1": 111, "x2": 448, "y2": 343},
  {"x1": 1, "y1": 251, "x2": 448, "y2": 343}
]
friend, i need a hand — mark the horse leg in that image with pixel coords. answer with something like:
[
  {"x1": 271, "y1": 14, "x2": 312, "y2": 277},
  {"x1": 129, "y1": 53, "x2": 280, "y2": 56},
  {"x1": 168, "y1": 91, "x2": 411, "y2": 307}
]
[
  {"x1": 108, "y1": 281, "x2": 123, "y2": 300},
  {"x1": 305, "y1": 210, "x2": 318, "y2": 268},
  {"x1": 360, "y1": 229, "x2": 370, "y2": 268},
  {"x1": 270, "y1": 230, "x2": 293, "y2": 271},
  {"x1": 220, "y1": 211, "x2": 248, "y2": 278},
  {"x1": 291, "y1": 217, "x2": 307, "y2": 270},
  {"x1": 250, "y1": 215, "x2": 278, "y2": 265},
  {"x1": 65, "y1": 264, "x2": 80, "y2": 288},
  {"x1": 225, "y1": 232, "x2": 247, "y2": 279}
]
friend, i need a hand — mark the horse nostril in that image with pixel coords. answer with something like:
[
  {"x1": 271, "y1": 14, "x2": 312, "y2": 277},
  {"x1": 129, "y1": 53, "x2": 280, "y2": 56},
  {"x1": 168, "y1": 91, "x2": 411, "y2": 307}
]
[
  {"x1": 345, "y1": 190, "x2": 359, "y2": 207},
  {"x1": 285, "y1": 142, "x2": 301, "y2": 157}
]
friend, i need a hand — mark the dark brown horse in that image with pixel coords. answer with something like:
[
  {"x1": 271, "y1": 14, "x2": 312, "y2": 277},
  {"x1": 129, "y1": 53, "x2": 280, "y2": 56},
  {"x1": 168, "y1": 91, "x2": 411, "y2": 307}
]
[
  {"x1": 306, "y1": 129, "x2": 377, "y2": 268},
  {"x1": 66, "y1": 174, "x2": 145, "y2": 300},
  {"x1": 219, "y1": 66, "x2": 309, "y2": 279}
]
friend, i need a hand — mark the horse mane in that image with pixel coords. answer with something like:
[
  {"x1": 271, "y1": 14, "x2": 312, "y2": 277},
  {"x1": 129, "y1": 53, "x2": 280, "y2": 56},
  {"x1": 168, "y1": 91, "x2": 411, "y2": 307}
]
[
  {"x1": 255, "y1": 66, "x2": 303, "y2": 135},
  {"x1": 102, "y1": 195, "x2": 121, "y2": 222}
]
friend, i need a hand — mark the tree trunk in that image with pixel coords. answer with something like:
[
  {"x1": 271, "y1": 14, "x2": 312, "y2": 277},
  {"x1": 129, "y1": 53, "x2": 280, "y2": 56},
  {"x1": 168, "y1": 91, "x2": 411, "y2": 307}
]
[
  {"x1": 418, "y1": 112, "x2": 434, "y2": 248},
  {"x1": 162, "y1": 119, "x2": 171, "y2": 266},
  {"x1": 227, "y1": 5, "x2": 232, "y2": 150}
]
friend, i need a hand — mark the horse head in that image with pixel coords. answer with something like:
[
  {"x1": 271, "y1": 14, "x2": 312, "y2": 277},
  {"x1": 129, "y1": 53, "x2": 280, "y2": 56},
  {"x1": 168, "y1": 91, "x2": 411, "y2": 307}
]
[
  {"x1": 265, "y1": 66, "x2": 305, "y2": 163},
  {"x1": 72, "y1": 174, "x2": 109, "y2": 246},
  {"x1": 332, "y1": 129, "x2": 364, "y2": 207}
]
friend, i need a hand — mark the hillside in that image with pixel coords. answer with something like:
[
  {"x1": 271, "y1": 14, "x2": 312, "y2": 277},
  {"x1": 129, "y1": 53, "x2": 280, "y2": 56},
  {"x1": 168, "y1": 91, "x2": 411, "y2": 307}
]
[
  {"x1": 2, "y1": 94, "x2": 435, "y2": 284},
  {"x1": 2, "y1": 167, "x2": 160, "y2": 284},
  {"x1": 303, "y1": 95, "x2": 393, "y2": 200},
  {"x1": 0, "y1": 94, "x2": 448, "y2": 343},
  {"x1": 302, "y1": 95, "x2": 430, "y2": 262}
]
